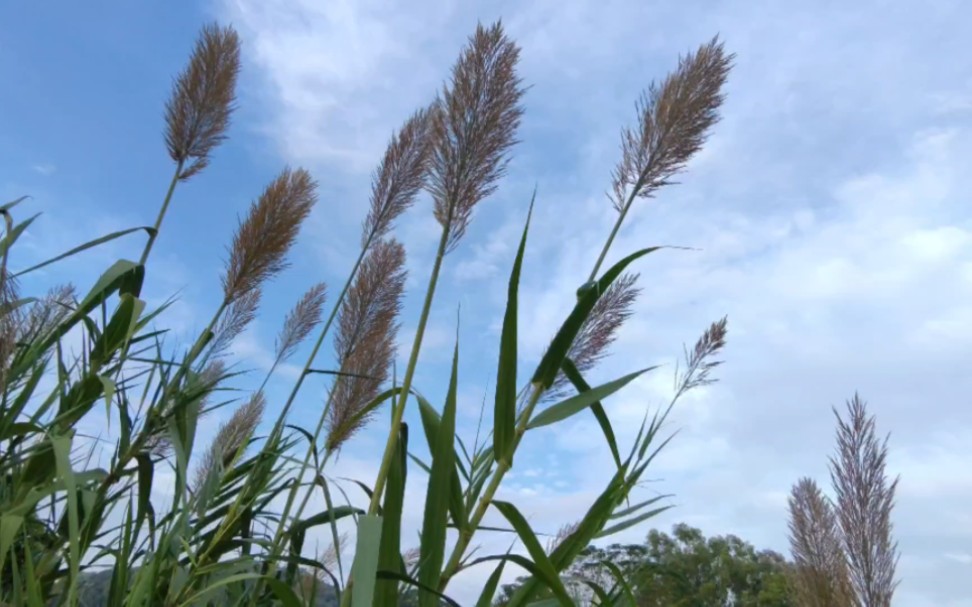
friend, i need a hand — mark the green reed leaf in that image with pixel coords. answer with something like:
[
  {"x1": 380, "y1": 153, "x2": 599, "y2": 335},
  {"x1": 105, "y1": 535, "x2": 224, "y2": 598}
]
[
  {"x1": 350, "y1": 514, "x2": 383, "y2": 607},
  {"x1": 376, "y1": 422, "x2": 409, "y2": 606},
  {"x1": 561, "y1": 357, "x2": 621, "y2": 468},
  {"x1": 495, "y1": 192, "x2": 534, "y2": 465},
  {"x1": 418, "y1": 337, "x2": 459, "y2": 606},
  {"x1": 531, "y1": 247, "x2": 661, "y2": 389},
  {"x1": 13, "y1": 226, "x2": 153, "y2": 278},
  {"x1": 527, "y1": 367, "x2": 654, "y2": 430},
  {"x1": 0, "y1": 212, "x2": 40, "y2": 259},
  {"x1": 51, "y1": 433, "x2": 80, "y2": 605},
  {"x1": 492, "y1": 501, "x2": 573, "y2": 606},
  {"x1": 474, "y1": 560, "x2": 507, "y2": 607},
  {"x1": 415, "y1": 392, "x2": 467, "y2": 530}
]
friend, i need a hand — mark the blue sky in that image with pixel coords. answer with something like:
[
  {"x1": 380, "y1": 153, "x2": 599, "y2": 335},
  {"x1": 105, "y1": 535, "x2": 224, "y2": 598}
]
[{"x1": 3, "y1": 0, "x2": 972, "y2": 605}]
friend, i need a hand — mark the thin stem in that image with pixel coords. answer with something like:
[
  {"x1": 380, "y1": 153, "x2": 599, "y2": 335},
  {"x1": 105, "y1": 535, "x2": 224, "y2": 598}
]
[
  {"x1": 367, "y1": 224, "x2": 449, "y2": 515},
  {"x1": 139, "y1": 161, "x2": 184, "y2": 269},
  {"x1": 587, "y1": 186, "x2": 639, "y2": 284}
]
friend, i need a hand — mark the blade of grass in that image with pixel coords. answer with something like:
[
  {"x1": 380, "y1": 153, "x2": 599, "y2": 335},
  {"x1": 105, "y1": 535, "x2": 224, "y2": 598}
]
[
  {"x1": 495, "y1": 192, "x2": 533, "y2": 465},
  {"x1": 350, "y1": 514, "x2": 383, "y2": 607},
  {"x1": 418, "y1": 335, "x2": 459, "y2": 606},
  {"x1": 492, "y1": 501, "x2": 573, "y2": 606},
  {"x1": 561, "y1": 357, "x2": 622, "y2": 469},
  {"x1": 376, "y1": 422, "x2": 409, "y2": 606},
  {"x1": 527, "y1": 367, "x2": 655, "y2": 430},
  {"x1": 13, "y1": 227, "x2": 153, "y2": 278}
]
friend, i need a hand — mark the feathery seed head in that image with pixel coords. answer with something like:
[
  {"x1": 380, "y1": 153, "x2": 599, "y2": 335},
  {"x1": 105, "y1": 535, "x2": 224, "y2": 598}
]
[
  {"x1": 612, "y1": 36, "x2": 732, "y2": 211},
  {"x1": 165, "y1": 23, "x2": 241, "y2": 181},
  {"x1": 362, "y1": 105, "x2": 436, "y2": 247},
  {"x1": 211, "y1": 287, "x2": 261, "y2": 358},
  {"x1": 546, "y1": 521, "x2": 580, "y2": 555},
  {"x1": 17, "y1": 283, "x2": 76, "y2": 344},
  {"x1": 830, "y1": 394, "x2": 900, "y2": 607},
  {"x1": 222, "y1": 167, "x2": 317, "y2": 303},
  {"x1": 275, "y1": 282, "x2": 327, "y2": 363},
  {"x1": 679, "y1": 315, "x2": 728, "y2": 392},
  {"x1": 325, "y1": 239, "x2": 407, "y2": 452},
  {"x1": 192, "y1": 390, "x2": 266, "y2": 491},
  {"x1": 428, "y1": 21, "x2": 525, "y2": 252},
  {"x1": 547, "y1": 273, "x2": 641, "y2": 400},
  {"x1": 787, "y1": 477, "x2": 854, "y2": 606},
  {"x1": 0, "y1": 267, "x2": 19, "y2": 389}
]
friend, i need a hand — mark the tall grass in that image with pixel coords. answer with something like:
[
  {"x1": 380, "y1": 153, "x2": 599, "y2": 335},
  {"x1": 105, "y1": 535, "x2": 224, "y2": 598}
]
[
  {"x1": 786, "y1": 394, "x2": 900, "y2": 607},
  {"x1": 0, "y1": 18, "x2": 732, "y2": 607}
]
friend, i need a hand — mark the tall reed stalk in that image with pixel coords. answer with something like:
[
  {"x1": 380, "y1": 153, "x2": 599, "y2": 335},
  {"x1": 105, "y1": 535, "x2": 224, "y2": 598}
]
[{"x1": 0, "y1": 16, "x2": 736, "y2": 607}]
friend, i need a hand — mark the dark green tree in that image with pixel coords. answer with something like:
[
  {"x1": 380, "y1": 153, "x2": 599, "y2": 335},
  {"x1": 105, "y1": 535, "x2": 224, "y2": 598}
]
[{"x1": 497, "y1": 524, "x2": 794, "y2": 606}]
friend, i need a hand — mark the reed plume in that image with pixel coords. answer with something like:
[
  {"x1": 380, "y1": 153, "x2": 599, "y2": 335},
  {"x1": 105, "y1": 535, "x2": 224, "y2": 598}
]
[
  {"x1": 674, "y1": 315, "x2": 728, "y2": 399},
  {"x1": 165, "y1": 23, "x2": 241, "y2": 181},
  {"x1": 427, "y1": 21, "x2": 525, "y2": 252},
  {"x1": 0, "y1": 267, "x2": 19, "y2": 390},
  {"x1": 830, "y1": 394, "x2": 900, "y2": 607},
  {"x1": 546, "y1": 521, "x2": 580, "y2": 555},
  {"x1": 148, "y1": 359, "x2": 227, "y2": 458},
  {"x1": 275, "y1": 282, "x2": 327, "y2": 363},
  {"x1": 547, "y1": 273, "x2": 641, "y2": 400},
  {"x1": 192, "y1": 390, "x2": 265, "y2": 492},
  {"x1": 211, "y1": 287, "x2": 261, "y2": 357},
  {"x1": 319, "y1": 532, "x2": 348, "y2": 572},
  {"x1": 611, "y1": 36, "x2": 732, "y2": 210},
  {"x1": 197, "y1": 359, "x2": 227, "y2": 396},
  {"x1": 17, "y1": 284, "x2": 76, "y2": 343},
  {"x1": 402, "y1": 546, "x2": 422, "y2": 571},
  {"x1": 325, "y1": 239, "x2": 407, "y2": 452},
  {"x1": 362, "y1": 106, "x2": 435, "y2": 246},
  {"x1": 222, "y1": 167, "x2": 317, "y2": 304},
  {"x1": 787, "y1": 477, "x2": 854, "y2": 607}
]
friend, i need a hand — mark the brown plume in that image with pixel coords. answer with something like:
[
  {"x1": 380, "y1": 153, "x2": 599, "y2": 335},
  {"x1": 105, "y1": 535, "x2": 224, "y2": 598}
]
[
  {"x1": 674, "y1": 315, "x2": 728, "y2": 400},
  {"x1": 547, "y1": 273, "x2": 641, "y2": 400},
  {"x1": 362, "y1": 106, "x2": 435, "y2": 247},
  {"x1": 427, "y1": 21, "x2": 525, "y2": 252},
  {"x1": 611, "y1": 36, "x2": 732, "y2": 211},
  {"x1": 275, "y1": 282, "x2": 328, "y2": 363},
  {"x1": 830, "y1": 394, "x2": 900, "y2": 607},
  {"x1": 192, "y1": 390, "x2": 265, "y2": 492},
  {"x1": 325, "y1": 239, "x2": 407, "y2": 452},
  {"x1": 787, "y1": 477, "x2": 854, "y2": 607},
  {"x1": 147, "y1": 359, "x2": 227, "y2": 459},
  {"x1": 17, "y1": 283, "x2": 76, "y2": 343},
  {"x1": 222, "y1": 167, "x2": 317, "y2": 303},
  {"x1": 165, "y1": 23, "x2": 241, "y2": 181},
  {"x1": 211, "y1": 287, "x2": 261, "y2": 357},
  {"x1": 0, "y1": 267, "x2": 19, "y2": 390}
]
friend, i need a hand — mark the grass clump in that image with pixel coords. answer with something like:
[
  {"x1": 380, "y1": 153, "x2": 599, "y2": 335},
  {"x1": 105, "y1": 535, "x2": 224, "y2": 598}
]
[{"x1": 0, "y1": 18, "x2": 733, "y2": 607}]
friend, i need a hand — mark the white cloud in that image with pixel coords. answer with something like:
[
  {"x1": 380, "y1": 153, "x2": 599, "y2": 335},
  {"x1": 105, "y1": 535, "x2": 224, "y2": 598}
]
[{"x1": 31, "y1": 163, "x2": 56, "y2": 175}]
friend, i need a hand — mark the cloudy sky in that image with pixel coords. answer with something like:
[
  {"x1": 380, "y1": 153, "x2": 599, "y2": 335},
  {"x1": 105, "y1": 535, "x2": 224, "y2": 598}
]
[{"x1": 2, "y1": 0, "x2": 971, "y2": 604}]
